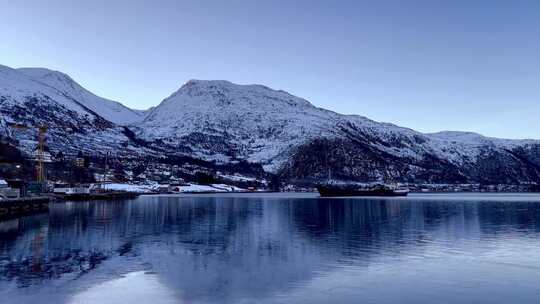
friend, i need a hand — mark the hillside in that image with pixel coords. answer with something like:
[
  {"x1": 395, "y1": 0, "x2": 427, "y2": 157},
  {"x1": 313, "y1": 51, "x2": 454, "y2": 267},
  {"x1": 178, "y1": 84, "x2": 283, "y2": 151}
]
[
  {"x1": 0, "y1": 65, "x2": 142, "y2": 157},
  {"x1": 17, "y1": 67, "x2": 146, "y2": 125},
  {"x1": 137, "y1": 79, "x2": 540, "y2": 184},
  {"x1": 2, "y1": 65, "x2": 540, "y2": 184}
]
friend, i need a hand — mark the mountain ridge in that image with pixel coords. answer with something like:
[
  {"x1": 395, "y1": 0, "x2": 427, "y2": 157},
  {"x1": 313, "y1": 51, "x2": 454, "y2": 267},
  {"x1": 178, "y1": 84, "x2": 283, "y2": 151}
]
[
  {"x1": 1, "y1": 63, "x2": 539, "y2": 185},
  {"x1": 17, "y1": 67, "x2": 147, "y2": 125}
]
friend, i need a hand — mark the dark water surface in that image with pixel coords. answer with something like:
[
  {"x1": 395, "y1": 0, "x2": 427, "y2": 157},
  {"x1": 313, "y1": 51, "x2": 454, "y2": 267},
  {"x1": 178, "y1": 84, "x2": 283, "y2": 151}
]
[{"x1": 1, "y1": 193, "x2": 540, "y2": 304}]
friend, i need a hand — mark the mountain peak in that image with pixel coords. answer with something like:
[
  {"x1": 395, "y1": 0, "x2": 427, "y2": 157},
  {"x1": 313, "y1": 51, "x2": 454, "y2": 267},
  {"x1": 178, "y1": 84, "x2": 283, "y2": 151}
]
[
  {"x1": 18, "y1": 67, "x2": 75, "y2": 85},
  {"x1": 164, "y1": 79, "x2": 313, "y2": 110},
  {"x1": 183, "y1": 79, "x2": 233, "y2": 87},
  {"x1": 180, "y1": 79, "x2": 288, "y2": 94},
  {"x1": 3, "y1": 65, "x2": 145, "y2": 125}
]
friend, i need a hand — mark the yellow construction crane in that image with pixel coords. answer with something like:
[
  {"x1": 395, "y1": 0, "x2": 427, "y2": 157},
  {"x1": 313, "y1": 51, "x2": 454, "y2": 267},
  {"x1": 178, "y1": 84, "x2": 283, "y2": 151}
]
[
  {"x1": 36, "y1": 125, "x2": 48, "y2": 183},
  {"x1": 9, "y1": 123, "x2": 48, "y2": 183}
]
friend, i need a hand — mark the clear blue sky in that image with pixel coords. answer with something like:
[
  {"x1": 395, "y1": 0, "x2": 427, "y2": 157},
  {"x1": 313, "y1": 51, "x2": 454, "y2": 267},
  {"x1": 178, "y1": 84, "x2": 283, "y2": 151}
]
[{"x1": 1, "y1": 0, "x2": 539, "y2": 139}]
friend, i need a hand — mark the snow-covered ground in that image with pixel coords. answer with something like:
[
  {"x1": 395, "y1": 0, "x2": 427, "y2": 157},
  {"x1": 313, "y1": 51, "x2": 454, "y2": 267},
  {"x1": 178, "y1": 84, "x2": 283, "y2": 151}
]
[
  {"x1": 99, "y1": 183, "x2": 247, "y2": 193},
  {"x1": 217, "y1": 173, "x2": 267, "y2": 184},
  {"x1": 173, "y1": 183, "x2": 246, "y2": 193},
  {"x1": 209, "y1": 184, "x2": 246, "y2": 192},
  {"x1": 101, "y1": 183, "x2": 156, "y2": 193},
  {"x1": 175, "y1": 184, "x2": 226, "y2": 193}
]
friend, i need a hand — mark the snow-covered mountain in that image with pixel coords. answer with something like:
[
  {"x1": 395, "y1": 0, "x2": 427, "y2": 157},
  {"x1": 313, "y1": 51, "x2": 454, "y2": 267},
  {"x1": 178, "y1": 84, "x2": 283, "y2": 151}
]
[
  {"x1": 0, "y1": 64, "x2": 144, "y2": 156},
  {"x1": 138, "y1": 79, "x2": 345, "y2": 167},
  {"x1": 137, "y1": 79, "x2": 540, "y2": 184},
  {"x1": 17, "y1": 67, "x2": 146, "y2": 125},
  {"x1": 2, "y1": 64, "x2": 540, "y2": 184}
]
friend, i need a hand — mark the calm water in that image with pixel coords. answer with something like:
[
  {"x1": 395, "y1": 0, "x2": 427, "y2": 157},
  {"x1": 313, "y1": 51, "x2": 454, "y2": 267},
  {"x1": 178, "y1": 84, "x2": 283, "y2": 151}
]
[{"x1": 1, "y1": 193, "x2": 540, "y2": 304}]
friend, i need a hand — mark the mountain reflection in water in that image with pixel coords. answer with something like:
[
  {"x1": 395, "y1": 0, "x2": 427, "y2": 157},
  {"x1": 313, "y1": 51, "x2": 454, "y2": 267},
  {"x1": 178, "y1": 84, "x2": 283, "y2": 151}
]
[{"x1": 1, "y1": 193, "x2": 540, "y2": 304}]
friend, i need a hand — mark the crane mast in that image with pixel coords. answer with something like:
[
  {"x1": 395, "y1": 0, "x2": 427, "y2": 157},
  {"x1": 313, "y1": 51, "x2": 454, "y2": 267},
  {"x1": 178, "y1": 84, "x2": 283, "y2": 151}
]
[
  {"x1": 9, "y1": 123, "x2": 48, "y2": 184},
  {"x1": 36, "y1": 125, "x2": 47, "y2": 184}
]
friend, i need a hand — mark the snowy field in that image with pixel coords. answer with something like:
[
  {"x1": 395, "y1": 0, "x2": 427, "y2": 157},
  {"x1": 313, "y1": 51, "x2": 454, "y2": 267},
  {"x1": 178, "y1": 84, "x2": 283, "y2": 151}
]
[{"x1": 101, "y1": 183, "x2": 247, "y2": 193}]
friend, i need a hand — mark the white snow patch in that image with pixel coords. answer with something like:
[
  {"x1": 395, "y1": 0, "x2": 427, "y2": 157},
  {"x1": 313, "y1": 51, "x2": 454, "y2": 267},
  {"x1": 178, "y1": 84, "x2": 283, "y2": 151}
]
[{"x1": 101, "y1": 183, "x2": 155, "y2": 193}]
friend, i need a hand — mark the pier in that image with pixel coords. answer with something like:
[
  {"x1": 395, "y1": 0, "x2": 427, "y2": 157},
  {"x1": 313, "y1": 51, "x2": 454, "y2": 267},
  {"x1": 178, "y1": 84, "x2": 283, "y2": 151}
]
[
  {"x1": 54, "y1": 191, "x2": 140, "y2": 201},
  {"x1": 0, "y1": 197, "x2": 50, "y2": 220}
]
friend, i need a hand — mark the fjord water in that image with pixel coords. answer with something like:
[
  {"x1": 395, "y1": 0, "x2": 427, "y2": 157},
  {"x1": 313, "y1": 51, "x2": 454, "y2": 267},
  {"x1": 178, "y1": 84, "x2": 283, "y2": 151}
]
[{"x1": 1, "y1": 194, "x2": 540, "y2": 304}]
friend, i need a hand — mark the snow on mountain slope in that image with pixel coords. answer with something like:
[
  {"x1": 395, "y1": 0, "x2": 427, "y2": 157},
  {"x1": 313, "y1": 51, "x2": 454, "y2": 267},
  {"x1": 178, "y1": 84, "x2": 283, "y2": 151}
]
[
  {"x1": 138, "y1": 81, "x2": 366, "y2": 163},
  {"x1": 2, "y1": 63, "x2": 539, "y2": 184},
  {"x1": 428, "y1": 130, "x2": 537, "y2": 148},
  {"x1": 136, "y1": 80, "x2": 473, "y2": 166},
  {"x1": 0, "y1": 116, "x2": 11, "y2": 139},
  {"x1": 17, "y1": 67, "x2": 145, "y2": 125},
  {"x1": 0, "y1": 64, "x2": 142, "y2": 156},
  {"x1": 137, "y1": 79, "x2": 540, "y2": 183},
  {"x1": 139, "y1": 79, "x2": 349, "y2": 166},
  {"x1": 0, "y1": 64, "x2": 91, "y2": 114},
  {"x1": 429, "y1": 131, "x2": 490, "y2": 143}
]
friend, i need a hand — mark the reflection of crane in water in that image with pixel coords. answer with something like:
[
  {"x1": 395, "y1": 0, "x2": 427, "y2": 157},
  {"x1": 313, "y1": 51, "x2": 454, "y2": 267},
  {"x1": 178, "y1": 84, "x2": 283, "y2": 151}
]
[
  {"x1": 9, "y1": 123, "x2": 48, "y2": 183},
  {"x1": 31, "y1": 231, "x2": 45, "y2": 273}
]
